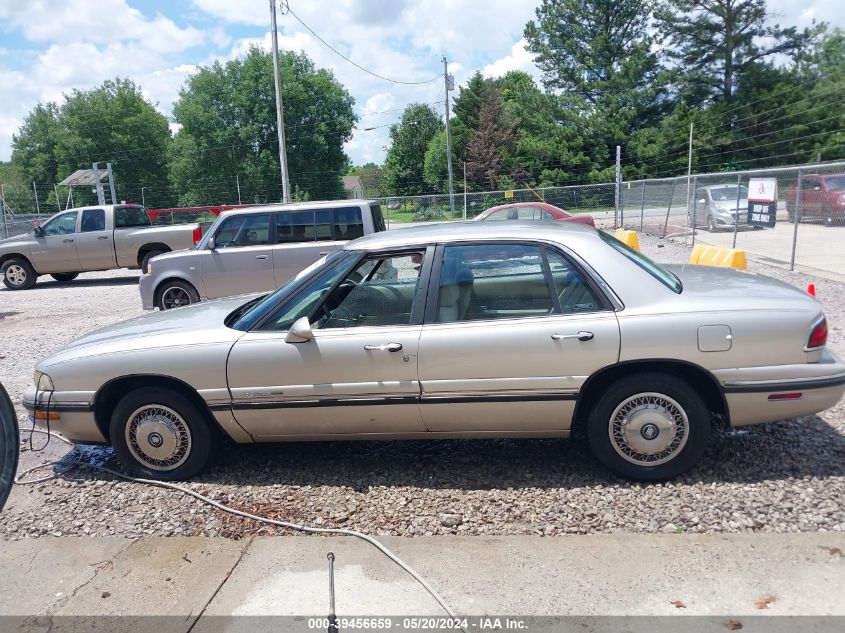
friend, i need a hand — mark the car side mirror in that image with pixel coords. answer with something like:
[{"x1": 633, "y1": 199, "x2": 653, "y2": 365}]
[
  {"x1": 285, "y1": 316, "x2": 314, "y2": 343},
  {"x1": 33, "y1": 225, "x2": 44, "y2": 237},
  {"x1": 207, "y1": 236, "x2": 216, "y2": 250}
]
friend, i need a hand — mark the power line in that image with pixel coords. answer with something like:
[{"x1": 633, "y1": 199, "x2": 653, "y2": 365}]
[{"x1": 284, "y1": 5, "x2": 441, "y2": 86}]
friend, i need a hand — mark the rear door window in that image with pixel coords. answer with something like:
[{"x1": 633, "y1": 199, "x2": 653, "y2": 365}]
[
  {"x1": 315, "y1": 209, "x2": 333, "y2": 241},
  {"x1": 276, "y1": 211, "x2": 316, "y2": 243},
  {"x1": 80, "y1": 209, "x2": 106, "y2": 232},
  {"x1": 485, "y1": 209, "x2": 511, "y2": 221},
  {"x1": 516, "y1": 206, "x2": 542, "y2": 220}
]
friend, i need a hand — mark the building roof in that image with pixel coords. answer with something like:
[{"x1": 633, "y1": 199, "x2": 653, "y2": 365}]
[{"x1": 342, "y1": 175, "x2": 363, "y2": 192}]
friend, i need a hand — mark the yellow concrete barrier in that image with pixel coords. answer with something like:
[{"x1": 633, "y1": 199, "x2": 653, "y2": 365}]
[
  {"x1": 614, "y1": 228, "x2": 640, "y2": 252},
  {"x1": 689, "y1": 244, "x2": 747, "y2": 269}
]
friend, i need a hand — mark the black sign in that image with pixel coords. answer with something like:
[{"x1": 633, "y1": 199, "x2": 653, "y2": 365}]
[
  {"x1": 748, "y1": 202, "x2": 777, "y2": 228},
  {"x1": 0, "y1": 382, "x2": 18, "y2": 512}
]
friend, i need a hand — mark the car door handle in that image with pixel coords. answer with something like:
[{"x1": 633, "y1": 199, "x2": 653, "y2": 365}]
[
  {"x1": 363, "y1": 343, "x2": 403, "y2": 352},
  {"x1": 97, "y1": 235, "x2": 108, "y2": 240},
  {"x1": 62, "y1": 239, "x2": 74, "y2": 243},
  {"x1": 551, "y1": 331, "x2": 594, "y2": 342},
  {"x1": 319, "y1": 251, "x2": 328, "y2": 256},
  {"x1": 255, "y1": 255, "x2": 269, "y2": 260}
]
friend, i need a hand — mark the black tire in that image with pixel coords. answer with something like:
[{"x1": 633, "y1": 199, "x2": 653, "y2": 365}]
[
  {"x1": 156, "y1": 279, "x2": 200, "y2": 310},
  {"x1": 50, "y1": 272, "x2": 79, "y2": 282},
  {"x1": 140, "y1": 250, "x2": 166, "y2": 274},
  {"x1": 0, "y1": 382, "x2": 19, "y2": 511},
  {"x1": 587, "y1": 372, "x2": 711, "y2": 481},
  {"x1": 109, "y1": 387, "x2": 213, "y2": 481},
  {"x1": 1, "y1": 257, "x2": 37, "y2": 290}
]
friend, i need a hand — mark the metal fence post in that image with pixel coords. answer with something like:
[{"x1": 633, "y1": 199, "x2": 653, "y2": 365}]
[
  {"x1": 662, "y1": 178, "x2": 677, "y2": 238},
  {"x1": 790, "y1": 170, "x2": 803, "y2": 271},
  {"x1": 639, "y1": 181, "x2": 646, "y2": 232},
  {"x1": 690, "y1": 175, "x2": 698, "y2": 247},
  {"x1": 732, "y1": 173, "x2": 742, "y2": 249}
]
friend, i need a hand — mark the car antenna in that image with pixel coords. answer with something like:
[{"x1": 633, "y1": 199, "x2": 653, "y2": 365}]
[{"x1": 327, "y1": 552, "x2": 338, "y2": 633}]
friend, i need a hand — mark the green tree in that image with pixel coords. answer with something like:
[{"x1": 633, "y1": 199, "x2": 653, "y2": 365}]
[
  {"x1": 348, "y1": 163, "x2": 385, "y2": 198},
  {"x1": 382, "y1": 104, "x2": 443, "y2": 196},
  {"x1": 655, "y1": 0, "x2": 822, "y2": 102},
  {"x1": 11, "y1": 79, "x2": 171, "y2": 208},
  {"x1": 450, "y1": 72, "x2": 497, "y2": 163},
  {"x1": 423, "y1": 129, "x2": 450, "y2": 191},
  {"x1": 170, "y1": 47, "x2": 356, "y2": 205},
  {"x1": 0, "y1": 162, "x2": 36, "y2": 213}
]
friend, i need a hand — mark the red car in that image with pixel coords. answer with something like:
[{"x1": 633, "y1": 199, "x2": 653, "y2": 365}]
[
  {"x1": 474, "y1": 201, "x2": 595, "y2": 227},
  {"x1": 785, "y1": 173, "x2": 845, "y2": 224}
]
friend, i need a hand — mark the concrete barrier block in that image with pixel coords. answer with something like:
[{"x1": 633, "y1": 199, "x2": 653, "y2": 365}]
[
  {"x1": 689, "y1": 244, "x2": 748, "y2": 269},
  {"x1": 614, "y1": 228, "x2": 640, "y2": 252}
]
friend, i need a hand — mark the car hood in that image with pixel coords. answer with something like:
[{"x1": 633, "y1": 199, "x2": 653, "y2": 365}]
[
  {"x1": 47, "y1": 295, "x2": 256, "y2": 364},
  {"x1": 714, "y1": 199, "x2": 748, "y2": 210},
  {"x1": 665, "y1": 264, "x2": 818, "y2": 304}
]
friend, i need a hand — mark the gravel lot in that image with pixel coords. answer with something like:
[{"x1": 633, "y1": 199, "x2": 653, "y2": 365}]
[{"x1": 1, "y1": 233, "x2": 844, "y2": 540}]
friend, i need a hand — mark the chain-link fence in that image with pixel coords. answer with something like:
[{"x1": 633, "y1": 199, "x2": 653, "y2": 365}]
[
  {"x1": 618, "y1": 161, "x2": 845, "y2": 280},
  {"x1": 0, "y1": 213, "x2": 53, "y2": 240}
]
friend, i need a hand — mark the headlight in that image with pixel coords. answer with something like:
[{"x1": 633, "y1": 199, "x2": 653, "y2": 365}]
[{"x1": 33, "y1": 371, "x2": 54, "y2": 392}]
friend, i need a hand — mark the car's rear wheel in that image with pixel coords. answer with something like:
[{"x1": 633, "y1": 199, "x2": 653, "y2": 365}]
[
  {"x1": 156, "y1": 280, "x2": 200, "y2": 310},
  {"x1": 109, "y1": 387, "x2": 213, "y2": 480},
  {"x1": 50, "y1": 272, "x2": 79, "y2": 282},
  {"x1": 140, "y1": 250, "x2": 166, "y2": 274},
  {"x1": 587, "y1": 373, "x2": 711, "y2": 480},
  {"x1": 1, "y1": 257, "x2": 37, "y2": 290}
]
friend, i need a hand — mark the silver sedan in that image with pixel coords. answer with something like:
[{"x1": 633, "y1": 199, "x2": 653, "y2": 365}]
[{"x1": 24, "y1": 222, "x2": 845, "y2": 481}]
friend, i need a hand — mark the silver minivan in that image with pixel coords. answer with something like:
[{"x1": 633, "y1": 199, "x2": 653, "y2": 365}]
[{"x1": 139, "y1": 200, "x2": 386, "y2": 310}]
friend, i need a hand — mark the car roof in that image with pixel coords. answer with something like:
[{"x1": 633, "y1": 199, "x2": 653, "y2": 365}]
[
  {"x1": 214, "y1": 199, "x2": 375, "y2": 221},
  {"x1": 346, "y1": 220, "x2": 597, "y2": 251},
  {"x1": 485, "y1": 201, "x2": 560, "y2": 211}
]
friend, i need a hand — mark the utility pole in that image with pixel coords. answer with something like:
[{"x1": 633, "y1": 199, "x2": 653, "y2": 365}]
[
  {"x1": 53, "y1": 185, "x2": 61, "y2": 211},
  {"x1": 32, "y1": 182, "x2": 40, "y2": 214},
  {"x1": 270, "y1": 0, "x2": 292, "y2": 203},
  {"x1": 236, "y1": 174, "x2": 242, "y2": 204},
  {"x1": 443, "y1": 55, "x2": 455, "y2": 216}
]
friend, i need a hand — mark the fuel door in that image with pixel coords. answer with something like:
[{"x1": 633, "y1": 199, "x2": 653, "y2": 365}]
[{"x1": 698, "y1": 325, "x2": 732, "y2": 352}]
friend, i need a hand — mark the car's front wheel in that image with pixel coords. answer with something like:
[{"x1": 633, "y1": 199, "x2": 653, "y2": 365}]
[
  {"x1": 1, "y1": 257, "x2": 38, "y2": 290},
  {"x1": 707, "y1": 214, "x2": 717, "y2": 232},
  {"x1": 587, "y1": 373, "x2": 711, "y2": 480},
  {"x1": 156, "y1": 280, "x2": 200, "y2": 310},
  {"x1": 109, "y1": 387, "x2": 213, "y2": 480}
]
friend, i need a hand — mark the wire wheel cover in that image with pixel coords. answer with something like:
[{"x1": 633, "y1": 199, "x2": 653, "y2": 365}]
[
  {"x1": 609, "y1": 392, "x2": 689, "y2": 466},
  {"x1": 125, "y1": 405, "x2": 192, "y2": 471}
]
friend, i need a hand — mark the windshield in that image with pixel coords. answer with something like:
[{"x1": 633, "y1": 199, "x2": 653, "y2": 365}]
[
  {"x1": 229, "y1": 250, "x2": 351, "y2": 330},
  {"x1": 710, "y1": 186, "x2": 748, "y2": 202},
  {"x1": 824, "y1": 176, "x2": 845, "y2": 191},
  {"x1": 598, "y1": 230, "x2": 682, "y2": 293}
]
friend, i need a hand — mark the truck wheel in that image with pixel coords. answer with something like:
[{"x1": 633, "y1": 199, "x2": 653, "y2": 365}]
[
  {"x1": 50, "y1": 273, "x2": 79, "y2": 283},
  {"x1": 1, "y1": 257, "x2": 37, "y2": 290},
  {"x1": 141, "y1": 250, "x2": 166, "y2": 274},
  {"x1": 0, "y1": 381, "x2": 19, "y2": 511},
  {"x1": 156, "y1": 280, "x2": 200, "y2": 310},
  {"x1": 707, "y1": 215, "x2": 717, "y2": 232},
  {"x1": 109, "y1": 387, "x2": 213, "y2": 481},
  {"x1": 587, "y1": 373, "x2": 711, "y2": 481}
]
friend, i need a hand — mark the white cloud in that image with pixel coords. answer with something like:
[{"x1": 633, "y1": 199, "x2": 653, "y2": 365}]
[{"x1": 482, "y1": 38, "x2": 538, "y2": 80}]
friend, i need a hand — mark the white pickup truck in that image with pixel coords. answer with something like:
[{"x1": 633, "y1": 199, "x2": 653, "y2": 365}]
[{"x1": 0, "y1": 204, "x2": 202, "y2": 290}]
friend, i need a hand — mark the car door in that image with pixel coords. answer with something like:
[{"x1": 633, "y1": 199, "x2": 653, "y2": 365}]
[
  {"x1": 271, "y1": 210, "x2": 343, "y2": 286},
  {"x1": 201, "y1": 212, "x2": 276, "y2": 299},
  {"x1": 418, "y1": 242, "x2": 620, "y2": 433},
  {"x1": 800, "y1": 177, "x2": 822, "y2": 219},
  {"x1": 30, "y1": 211, "x2": 81, "y2": 273},
  {"x1": 74, "y1": 208, "x2": 116, "y2": 270},
  {"x1": 226, "y1": 249, "x2": 431, "y2": 438}
]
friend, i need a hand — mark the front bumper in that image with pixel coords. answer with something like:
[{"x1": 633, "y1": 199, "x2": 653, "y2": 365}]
[
  {"x1": 138, "y1": 273, "x2": 156, "y2": 311},
  {"x1": 21, "y1": 386, "x2": 106, "y2": 444},
  {"x1": 713, "y1": 350, "x2": 845, "y2": 426}
]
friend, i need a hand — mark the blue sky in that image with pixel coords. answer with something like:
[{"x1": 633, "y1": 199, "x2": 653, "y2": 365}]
[{"x1": 0, "y1": 0, "x2": 840, "y2": 167}]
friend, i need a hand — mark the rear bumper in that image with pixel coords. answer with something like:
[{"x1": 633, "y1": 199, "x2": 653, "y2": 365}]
[{"x1": 713, "y1": 351, "x2": 845, "y2": 426}]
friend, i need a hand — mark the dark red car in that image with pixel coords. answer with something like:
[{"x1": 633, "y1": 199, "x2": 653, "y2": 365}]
[
  {"x1": 785, "y1": 173, "x2": 845, "y2": 224},
  {"x1": 474, "y1": 201, "x2": 595, "y2": 227}
]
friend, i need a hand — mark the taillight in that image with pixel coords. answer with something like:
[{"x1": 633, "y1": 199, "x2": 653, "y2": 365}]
[
  {"x1": 807, "y1": 317, "x2": 828, "y2": 349},
  {"x1": 192, "y1": 226, "x2": 202, "y2": 245}
]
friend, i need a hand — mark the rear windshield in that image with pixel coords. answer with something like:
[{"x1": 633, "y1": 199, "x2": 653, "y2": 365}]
[
  {"x1": 114, "y1": 205, "x2": 151, "y2": 228},
  {"x1": 370, "y1": 203, "x2": 386, "y2": 232},
  {"x1": 599, "y1": 230, "x2": 682, "y2": 293}
]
